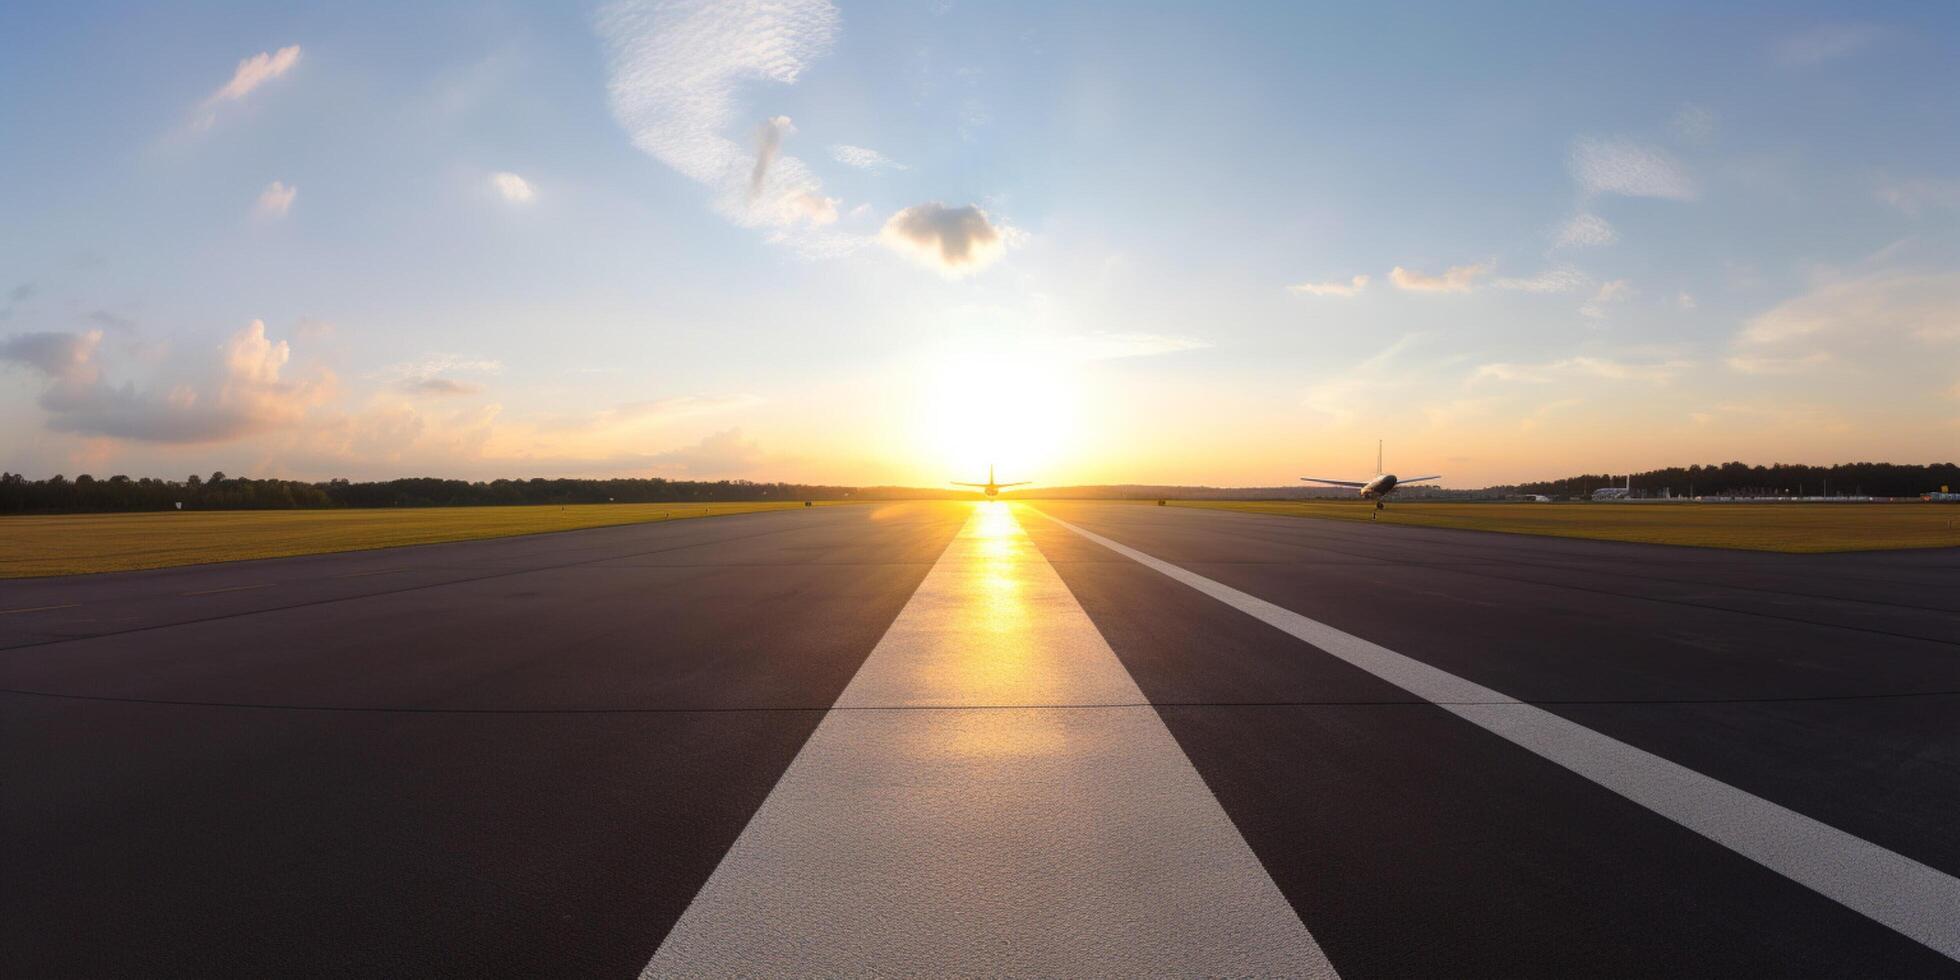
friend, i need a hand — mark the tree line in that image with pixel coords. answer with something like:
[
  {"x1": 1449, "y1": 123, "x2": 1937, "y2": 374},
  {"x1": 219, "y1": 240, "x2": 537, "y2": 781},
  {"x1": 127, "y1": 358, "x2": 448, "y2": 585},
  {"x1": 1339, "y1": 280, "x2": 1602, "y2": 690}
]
[
  {"x1": 1506, "y1": 461, "x2": 1958, "y2": 499},
  {"x1": 0, "y1": 472, "x2": 871, "y2": 514}
]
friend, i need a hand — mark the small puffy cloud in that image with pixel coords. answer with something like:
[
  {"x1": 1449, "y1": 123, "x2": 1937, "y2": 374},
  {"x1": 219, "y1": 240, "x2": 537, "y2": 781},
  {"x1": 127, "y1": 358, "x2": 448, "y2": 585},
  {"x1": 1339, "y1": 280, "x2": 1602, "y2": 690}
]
[
  {"x1": 1570, "y1": 137, "x2": 1696, "y2": 200},
  {"x1": 1390, "y1": 262, "x2": 1488, "y2": 293},
  {"x1": 1775, "y1": 24, "x2": 1882, "y2": 66},
  {"x1": 1492, "y1": 268, "x2": 1589, "y2": 293},
  {"x1": 254, "y1": 180, "x2": 296, "y2": 219},
  {"x1": 399, "y1": 377, "x2": 482, "y2": 397},
  {"x1": 881, "y1": 202, "x2": 1010, "y2": 275},
  {"x1": 829, "y1": 144, "x2": 907, "y2": 171},
  {"x1": 1580, "y1": 279, "x2": 1634, "y2": 318},
  {"x1": 1553, "y1": 212, "x2": 1616, "y2": 249},
  {"x1": 1, "y1": 330, "x2": 102, "y2": 383},
  {"x1": 646, "y1": 427, "x2": 765, "y2": 475},
  {"x1": 1875, "y1": 177, "x2": 1960, "y2": 217},
  {"x1": 1289, "y1": 274, "x2": 1369, "y2": 297},
  {"x1": 490, "y1": 171, "x2": 535, "y2": 203},
  {"x1": 1677, "y1": 292, "x2": 1697, "y2": 311},
  {"x1": 207, "y1": 45, "x2": 303, "y2": 105},
  {"x1": 1475, "y1": 355, "x2": 1690, "y2": 385},
  {"x1": 22, "y1": 320, "x2": 332, "y2": 443}
]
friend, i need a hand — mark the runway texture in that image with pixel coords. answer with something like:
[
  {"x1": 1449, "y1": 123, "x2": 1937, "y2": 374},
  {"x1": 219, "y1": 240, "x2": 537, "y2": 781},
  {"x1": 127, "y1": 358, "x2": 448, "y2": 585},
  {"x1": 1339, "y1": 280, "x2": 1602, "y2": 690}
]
[{"x1": 3, "y1": 500, "x2": 1956, "y2": 977}]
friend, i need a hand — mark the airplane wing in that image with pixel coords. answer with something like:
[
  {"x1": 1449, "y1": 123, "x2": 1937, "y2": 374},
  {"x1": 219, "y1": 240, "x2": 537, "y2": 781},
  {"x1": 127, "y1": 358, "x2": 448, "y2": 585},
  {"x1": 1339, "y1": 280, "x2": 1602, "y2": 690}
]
[
  {"x1": 1300, "y1": 477, "x2": 1368, "y2": 487},
  {"x1": 951, "y1": 482, "x2": 988, "y2": 487},
  {"x1": 1401, "y1": 475, "x2": 1442, "y2": 483},
  {"x1": 996, "y1": 481, "x2": 1033, "y2": 487}
]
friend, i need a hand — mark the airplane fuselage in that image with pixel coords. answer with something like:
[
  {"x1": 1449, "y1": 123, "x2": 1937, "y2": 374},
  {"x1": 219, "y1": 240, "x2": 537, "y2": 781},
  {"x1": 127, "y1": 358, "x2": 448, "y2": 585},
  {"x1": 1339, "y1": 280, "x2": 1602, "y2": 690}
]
[{"x1": 1361, "y1": 474, "x2": 1398, "y2": 499}]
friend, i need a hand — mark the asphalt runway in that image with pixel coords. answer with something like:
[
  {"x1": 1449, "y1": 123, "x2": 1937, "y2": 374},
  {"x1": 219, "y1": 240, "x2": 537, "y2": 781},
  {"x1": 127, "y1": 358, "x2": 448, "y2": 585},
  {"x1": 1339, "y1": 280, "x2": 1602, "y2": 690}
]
[{"x1": 3, "y1": 500, "x2": 1955, "y2": 977}]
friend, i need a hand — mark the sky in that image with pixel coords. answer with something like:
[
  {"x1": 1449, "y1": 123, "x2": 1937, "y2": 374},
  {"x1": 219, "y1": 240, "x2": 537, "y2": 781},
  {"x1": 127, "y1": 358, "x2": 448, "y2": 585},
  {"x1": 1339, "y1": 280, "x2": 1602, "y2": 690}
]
[{"x1": 1, "y1": 1, "x2": 1956, "y2": 489}]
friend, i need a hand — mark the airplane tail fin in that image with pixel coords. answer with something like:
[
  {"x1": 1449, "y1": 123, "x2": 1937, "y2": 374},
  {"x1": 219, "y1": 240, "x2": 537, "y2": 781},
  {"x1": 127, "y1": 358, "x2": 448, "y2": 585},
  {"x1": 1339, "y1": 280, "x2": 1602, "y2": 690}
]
[
  {"x1": 989, "y1": 463, "x2": 996, "y2": 485},
  {"x1": 1376, "y1": 439, "x2": 1383, "y2": 476}
]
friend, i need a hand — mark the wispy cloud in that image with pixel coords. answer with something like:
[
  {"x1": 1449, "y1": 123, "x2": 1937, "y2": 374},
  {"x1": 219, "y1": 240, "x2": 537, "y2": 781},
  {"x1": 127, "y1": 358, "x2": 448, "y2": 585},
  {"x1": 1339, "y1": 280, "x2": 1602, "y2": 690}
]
[
  {"x1": 881, "y1": 202, "x2": 1012, "y2": 275},
  {"x1": 254, "y1": 181, "x2": 296, "y2": 219},
  {"x1": 1875, "y1": 176, "x2": 1960, "y2": 217},
  {"x1": 1570, "y1": 137, "x2": 1696, "y2": 200},
  {"x1": 1552, "y1": 212, "x2": 1615, "y2": 249},
  {"x1": 1579, "y1": 279, "x2": 1633, "y2": 318},
  {"x1": 398, "y1": 377, "x2": 483, "y2": 397},
  {"x1": 599, "y1": 0, "x2": 850, "y2": 243},
  {"x1": 1670, "y1": 104, "x2": 1716, "y2": 142},
  {"x1": 1492, "y1": 268, "x2": 1589, "y2": 293},
  {"x1": 1475, "y1": 355, "x2": 1689, "y2": 385},
  {"x1": 373, "y1": 354, "x2": 504, "y2": 384},
  {"x1": 197, "y1": 46, "x2": 301, "y2": 127},
  {"x1": 1039, "y1": 333, "x2": 1210, "y2": 361},
  {"x1": 1390, "y1": 262, "x2": 1488, "y2": 293},
  {"x1": 1775, "y1": 23, "x2": 1883, "y2": 67},
  {"x1": 1734, "y1": 272, "x2": 1960, "y2": 371},
  {"x1": 1288, "y1": 274, "x2": 1369, "y2": 297},
  {"x1": 490, "y1": 171, "x2": 535, "y2": 204},
  {"x1": 829, "y1": 144, "x2": 907, "y2": 172}
]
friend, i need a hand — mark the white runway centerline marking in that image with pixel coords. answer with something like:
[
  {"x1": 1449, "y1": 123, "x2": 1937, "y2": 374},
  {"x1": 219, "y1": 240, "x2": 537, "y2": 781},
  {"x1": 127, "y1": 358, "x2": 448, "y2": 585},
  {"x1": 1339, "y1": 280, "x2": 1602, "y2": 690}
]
[
  {"x1": 1042, "y1": 511, "x2": 1960, "y2": 962},
  {"x1": 645, "y1": 503, "x2": 1336, "y2": 977}
]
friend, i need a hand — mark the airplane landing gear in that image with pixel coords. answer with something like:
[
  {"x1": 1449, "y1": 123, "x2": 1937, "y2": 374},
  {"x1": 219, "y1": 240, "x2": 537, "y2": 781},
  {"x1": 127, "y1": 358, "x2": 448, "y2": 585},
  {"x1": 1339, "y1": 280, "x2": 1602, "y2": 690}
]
[{"x1": 1372, "y1": 499, "x2": 1384, "y2": 521}]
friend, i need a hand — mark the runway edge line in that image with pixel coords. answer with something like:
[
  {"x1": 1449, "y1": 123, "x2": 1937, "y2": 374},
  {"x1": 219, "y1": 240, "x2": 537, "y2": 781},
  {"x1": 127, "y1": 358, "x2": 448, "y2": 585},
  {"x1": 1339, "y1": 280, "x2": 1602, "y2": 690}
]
[{"x1": 1039, "y1": 511, "x2": 1960, "y2": 962}]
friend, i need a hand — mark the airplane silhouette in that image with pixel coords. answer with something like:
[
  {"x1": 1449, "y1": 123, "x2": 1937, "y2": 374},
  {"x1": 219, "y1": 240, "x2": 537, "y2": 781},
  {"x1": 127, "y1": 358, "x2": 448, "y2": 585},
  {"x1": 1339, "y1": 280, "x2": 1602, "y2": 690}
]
[{"x1": 953, "y1": 464, "x2": 1032, "y2": 498}]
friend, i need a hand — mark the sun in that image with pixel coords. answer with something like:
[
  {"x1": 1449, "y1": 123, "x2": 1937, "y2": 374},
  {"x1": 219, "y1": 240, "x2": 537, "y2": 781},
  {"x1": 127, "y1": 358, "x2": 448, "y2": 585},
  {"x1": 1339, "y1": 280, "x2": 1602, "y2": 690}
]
[{"x1": 906, "y1": 344, "x2": 1078, "y2": 482}]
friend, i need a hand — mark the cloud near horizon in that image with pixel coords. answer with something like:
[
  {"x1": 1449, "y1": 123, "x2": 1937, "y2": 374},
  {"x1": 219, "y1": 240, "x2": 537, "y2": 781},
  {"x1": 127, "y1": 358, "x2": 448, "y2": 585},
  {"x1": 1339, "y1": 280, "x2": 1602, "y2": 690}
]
[
  {"x1": 881, "y1": 203, "x2": 1011, "y2": 275},
  {"x1": 7, "y1": 320, "x2": 333, "y2": 443},
  {"x1": 1390, "y1": 262, "x2": 1488, "y2": 293},
  {"x1": 1289, "y1": 274, "x2": 1369, "y2": 297},
  {"x1": 646, "y1": 427, "x2": 766, "y2": 475}
]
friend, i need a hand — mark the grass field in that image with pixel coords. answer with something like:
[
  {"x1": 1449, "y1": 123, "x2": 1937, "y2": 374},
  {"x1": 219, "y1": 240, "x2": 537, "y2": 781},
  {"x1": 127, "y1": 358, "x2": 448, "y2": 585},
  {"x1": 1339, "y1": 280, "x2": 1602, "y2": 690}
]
[
  {"x1": 1167, "y1": 500, "x2": 1960, "y2": 553},
  {"x1": 0, "y1": 502, "x2": 830, "y2": 578}
]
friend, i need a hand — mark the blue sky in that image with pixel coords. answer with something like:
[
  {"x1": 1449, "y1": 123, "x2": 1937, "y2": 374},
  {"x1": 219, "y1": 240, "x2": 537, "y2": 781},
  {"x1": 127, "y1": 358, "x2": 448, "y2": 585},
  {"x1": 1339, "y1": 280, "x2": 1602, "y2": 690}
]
[{"x1": 2, "y1": 1, "x2": 1955, "y2": 486}]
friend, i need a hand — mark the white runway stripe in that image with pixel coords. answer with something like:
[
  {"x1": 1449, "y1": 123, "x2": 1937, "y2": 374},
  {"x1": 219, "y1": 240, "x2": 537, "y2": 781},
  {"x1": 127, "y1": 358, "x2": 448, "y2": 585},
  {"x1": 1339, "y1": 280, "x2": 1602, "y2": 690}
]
[
  {"x1": 1043, "y1": 511, "x2": 1960, "y2": 962},
  {"x1": 645, "y1": 503, "x2": 1337, "y2": 977}
]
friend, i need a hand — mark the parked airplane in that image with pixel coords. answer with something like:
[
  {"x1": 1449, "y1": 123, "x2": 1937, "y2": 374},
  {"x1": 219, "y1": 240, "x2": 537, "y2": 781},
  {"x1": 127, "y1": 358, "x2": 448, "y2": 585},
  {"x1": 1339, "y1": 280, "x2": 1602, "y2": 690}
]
[
  {"x1": 1302, "y1": 441, "x2": 1438, "y2": 517},
  {"x1": 954, "y1": 464, "x2": 1031, "y2": 498}
]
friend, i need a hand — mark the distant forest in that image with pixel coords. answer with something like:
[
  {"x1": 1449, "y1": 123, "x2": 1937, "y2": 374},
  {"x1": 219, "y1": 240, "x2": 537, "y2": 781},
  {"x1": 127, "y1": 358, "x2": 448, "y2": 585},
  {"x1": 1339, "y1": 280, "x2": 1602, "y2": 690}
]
[
  {"x1": 1506, "y1": 461, "x2": 1957, "y2": 499},
  {"x1": 1, "y1": 460, "x2": 1954, "y2": 514},
  {"x1": 0, "y1": 472, "x2": 884, "y2": 514}
]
